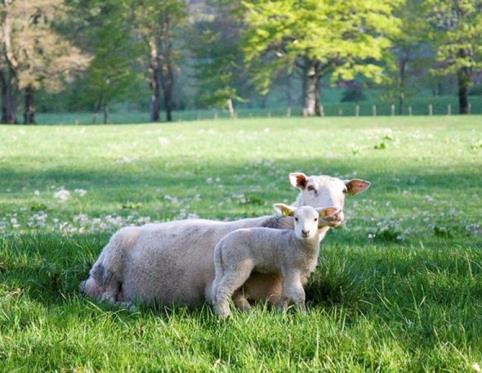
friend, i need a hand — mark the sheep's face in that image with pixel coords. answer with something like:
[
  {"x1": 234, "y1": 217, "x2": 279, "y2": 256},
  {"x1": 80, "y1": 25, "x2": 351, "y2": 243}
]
[
  {"x1": 289, "y1": 172, "x2": 370, "y2": 227},
  {"x1": 273, "y1": 204, "x2": 322, "y2": 240}
]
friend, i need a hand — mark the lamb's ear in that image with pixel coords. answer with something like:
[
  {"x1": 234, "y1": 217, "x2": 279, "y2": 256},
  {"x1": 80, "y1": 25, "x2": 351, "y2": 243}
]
[
  {"x1": 344, "y1": 179, "x2": 371, "y2": 196},
  {"x1": 273, "y1": 203, "x2": 295, "y2": 217},
  {"x1": 316, "y1": 207, "x2": 338, "y2": 217},
  {"x1": 289, "y1": 172, "x2": 308, "y2": 189}
]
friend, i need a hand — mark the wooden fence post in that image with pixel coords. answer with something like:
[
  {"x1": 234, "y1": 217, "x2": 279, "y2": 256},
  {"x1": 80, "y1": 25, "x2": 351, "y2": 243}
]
[
  {"x1": 287, "y1": 107, "x2": 291, "y2": 117},
  {"x1": 372, "y1": 105, "x2": 377, "y2": 116},
  {"x1": 408, "y1": 106, "x2": 412, "y2": 116},
  {"x1": 320, "y1": 105, "x2": 324, "y2": 117},
  {"x1": 355, "y1": 105, "x2": 359, "y2": 117},
  {"x1": 391, "y1": 104, "x2": 395, "y2": 116},
  {"x1": 428, "y1": 104, "x2": 433, "y2": 116},
  {"x1": 447, "y1": 104, "x2": 451, "y2": 115}
]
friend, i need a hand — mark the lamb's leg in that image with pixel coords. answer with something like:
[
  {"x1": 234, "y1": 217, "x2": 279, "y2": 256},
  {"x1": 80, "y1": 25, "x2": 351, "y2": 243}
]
[
  {"x1": 279, "y1": 271, "x2": 306, "y2": 313},
  {"x1": 232, "y1": 289, "x2": 251, "y2": 312},
  {"x1": 215, "y1": 261, "x2": 254, "y2": 318}
]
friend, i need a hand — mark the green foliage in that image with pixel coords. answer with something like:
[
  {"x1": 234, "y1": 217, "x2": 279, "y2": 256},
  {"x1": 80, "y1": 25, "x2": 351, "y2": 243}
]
[
  {"x1": 189, "y1": 1, "x2": 246, "y2": 109},
  {"x1": 75, "y1": 0, "x2": 143, "y2": 114},
  {"x1": 428, "y1": 0, "x2": 482, "y2": 76},
  {"x1": 241, "y1": 0, "x2": 402, "y2": 93}
]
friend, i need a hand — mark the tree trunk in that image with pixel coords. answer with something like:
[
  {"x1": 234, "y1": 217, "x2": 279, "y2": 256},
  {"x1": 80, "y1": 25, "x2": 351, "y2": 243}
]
[
  {"x1": 160, "y1": 62, "x2": 174, "y2": 122},
  {"x1": 398, "y1": 59, "x2": 406, "y2": 115},
  {"x1": 0, "y1": 71, "x2": 17, "y2": 124},
  {"x1": 103, "y1": 103, "x2": 109, "y2": 124},
  {"x1": 150, "y1": 69, "x2": 161, "y2": 122},
  {"x1": 457, "y1": 67, "x2": 469, "y2": 114},
  {"x1": 226, "y1": 97, "x2": 235, "y2": 119},
  {"x1": 23, "y1": 85, "x2": 35, "y2": 124},
  {"x1": 302, "y1": 59, "x2": 321, "y2": 117},
  {"x1": 148, "y1": 38, "x2": 161, "y2": 122}
]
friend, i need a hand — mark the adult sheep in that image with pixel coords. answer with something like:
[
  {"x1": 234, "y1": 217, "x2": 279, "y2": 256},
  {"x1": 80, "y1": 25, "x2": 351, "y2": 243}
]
[{"x1": 80, "y1": 173, "x2": 370, "y2": 307}]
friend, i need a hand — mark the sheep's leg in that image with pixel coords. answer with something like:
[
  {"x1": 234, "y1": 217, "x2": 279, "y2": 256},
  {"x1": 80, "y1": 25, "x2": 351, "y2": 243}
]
[
  {"x1": 215, "y1": 261, "x2": 254, "y2": 318},
  {"x1": 99, "y1": 269, "x2": 122, "y2": 304},
  {"x1": 232, "y1": 289, "x2": 251, "y2": 312},
  {"x1": 278, "y1": 271, "x2": 306, "y2": 313}
]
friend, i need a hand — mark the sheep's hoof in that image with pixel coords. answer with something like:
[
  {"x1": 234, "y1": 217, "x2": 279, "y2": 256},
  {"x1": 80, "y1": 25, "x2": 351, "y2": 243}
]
[{"x1": 214, "y1": 303, "x2": 230, "y2": 319}]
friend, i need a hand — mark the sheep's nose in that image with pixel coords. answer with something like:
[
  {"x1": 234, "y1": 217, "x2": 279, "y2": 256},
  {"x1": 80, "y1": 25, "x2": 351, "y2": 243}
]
[{"x1": 302, "y1": 230, "x2": 310, "y2": 237}]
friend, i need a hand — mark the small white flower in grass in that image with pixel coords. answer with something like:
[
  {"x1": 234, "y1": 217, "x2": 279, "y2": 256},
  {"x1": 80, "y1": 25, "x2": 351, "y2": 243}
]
[
  {"x1": 74, "y1": 189, "x2": 87, "y2": 197},
  {"x1": 10, "y1": 217, "x2": 20, "y2": 229},
  {"x1": 164, "y1": 195, "x2": 179, "y2": 204},
  {"x1": 473, "y1": 363, "x2": 481, "y2": 373},
  {"x1": 33, "y1": 190, "x2": 40, "y2": 196},
  {"x1": 158, "y1": 137, "x2": 170, "y2": 145},
  {"x1": 54, "y1": 188, "x2": 70, "y2": 202}
]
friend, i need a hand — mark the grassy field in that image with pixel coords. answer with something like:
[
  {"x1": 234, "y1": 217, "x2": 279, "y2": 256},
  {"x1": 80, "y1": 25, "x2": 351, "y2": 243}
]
[{"x1": 0, "y1": 116, "x2": 481, "y2": 371}]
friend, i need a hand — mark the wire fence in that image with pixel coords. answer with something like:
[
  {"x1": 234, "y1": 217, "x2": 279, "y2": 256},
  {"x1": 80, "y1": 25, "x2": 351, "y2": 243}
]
[{"x1": 32, "y1": 99, "x2": 482, "y2": 124}]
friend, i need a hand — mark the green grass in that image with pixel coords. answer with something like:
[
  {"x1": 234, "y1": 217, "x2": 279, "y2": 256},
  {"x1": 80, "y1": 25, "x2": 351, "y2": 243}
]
[{"x1": 0, "y1": 116, "x2": 481, "y2": 371}]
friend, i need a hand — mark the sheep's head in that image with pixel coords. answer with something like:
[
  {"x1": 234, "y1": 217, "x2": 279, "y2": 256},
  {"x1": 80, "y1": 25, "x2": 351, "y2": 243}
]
[
  {"x1": 289, "y1": 172, "x2": 370, "y2": 227},
  {"x1": 273, "y1": 204, "x2": 335, "y2": 239}
]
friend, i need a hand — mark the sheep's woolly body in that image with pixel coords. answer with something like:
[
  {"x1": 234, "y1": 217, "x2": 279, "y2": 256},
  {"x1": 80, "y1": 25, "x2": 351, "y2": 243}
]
[{"x1": 84, "y1": 215, "x2": 295, "y2": 306}]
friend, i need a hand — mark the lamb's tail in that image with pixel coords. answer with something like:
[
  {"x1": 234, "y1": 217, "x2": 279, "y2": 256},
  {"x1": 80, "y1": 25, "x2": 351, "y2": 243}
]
[{"x1": 207, "y1": 243, "x2": 225, "y2": 303}]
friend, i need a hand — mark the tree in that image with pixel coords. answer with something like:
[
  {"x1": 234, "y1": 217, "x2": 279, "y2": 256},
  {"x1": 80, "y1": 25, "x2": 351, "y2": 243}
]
[
  {"x1": 70, "y1": 0, "x2": 142, "y2": 124},
  {"x1": 240, "y1": 0, "x2": 401, "y2": 116},
  {"x1": 189, "y1": 1, "x2": 247, "y2": 118},
  {"x1": 0, "y1": 0, "x2": 89, "y2": 124},
  {"x1": 390, "y1": 0, "x2": 432, "y2": 114},
  {"x1": 134, "y1": 0, "x2": 186, "y2": 122},
  {"x1": 428, "y1": 0, "x2": 482, "y2": 114}
]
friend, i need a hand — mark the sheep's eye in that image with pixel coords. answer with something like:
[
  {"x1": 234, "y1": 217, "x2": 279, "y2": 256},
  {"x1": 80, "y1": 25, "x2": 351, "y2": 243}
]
[
  {"x1": 307, "y1": 185, "x2": 315, "y2": 191},
  {"x1": 314, "y1": 218, "x2": 318, "y2": 222},
  {"x1": 294, "y1": 217, "x2": 298, "y2": 222}
]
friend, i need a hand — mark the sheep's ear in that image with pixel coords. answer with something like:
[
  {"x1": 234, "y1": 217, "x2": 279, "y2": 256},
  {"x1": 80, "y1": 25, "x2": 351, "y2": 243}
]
[
  {"x1": 273, "y1": 203, "x2": 295, "y2": 217},
  {"x1": 344, "y1": 179, "x2": 371, "y2": 196},
  {"x1": 289, "y1": 172, "x2": 308, "y2": 189}
]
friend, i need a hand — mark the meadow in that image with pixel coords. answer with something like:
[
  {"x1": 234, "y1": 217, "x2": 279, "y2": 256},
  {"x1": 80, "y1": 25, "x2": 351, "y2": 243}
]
[{"x1": 0, "y1": 116, "x2": 481, "y2": 372}]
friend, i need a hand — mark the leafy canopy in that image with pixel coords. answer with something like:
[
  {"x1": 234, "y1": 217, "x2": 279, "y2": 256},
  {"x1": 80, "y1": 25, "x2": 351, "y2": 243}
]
[{"x1": 241, "y1": 0, "x2": 402, "y2": 92}]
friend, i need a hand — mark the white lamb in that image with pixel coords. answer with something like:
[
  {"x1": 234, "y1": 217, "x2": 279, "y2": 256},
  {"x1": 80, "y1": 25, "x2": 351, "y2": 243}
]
[{"x1": 212, "y1": 203, "x2": 336, "y2": 318}]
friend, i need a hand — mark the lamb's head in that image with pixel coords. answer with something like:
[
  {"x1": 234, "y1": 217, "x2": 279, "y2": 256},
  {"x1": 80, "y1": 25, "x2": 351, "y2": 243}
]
[
  {"x1": 273, "y1": 204, "x2": 329, "y2": 240},
  {"x1": 289, "y1": 172, "x2": 370, "y2": 227}
]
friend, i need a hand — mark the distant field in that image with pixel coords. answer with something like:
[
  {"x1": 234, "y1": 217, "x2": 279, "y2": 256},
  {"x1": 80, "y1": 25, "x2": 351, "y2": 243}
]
[
  {"x1": 0, "y1": 117, "x2": 481, "y2": 371},
  {"x1": 34, "y1": 94, "x2": 482, "y2": 124}
]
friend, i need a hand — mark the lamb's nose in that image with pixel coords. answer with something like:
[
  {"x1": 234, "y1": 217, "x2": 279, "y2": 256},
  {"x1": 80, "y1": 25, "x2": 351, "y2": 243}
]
[{"x1": 302, "y1": 230, "x2": 309, "y2": 236}]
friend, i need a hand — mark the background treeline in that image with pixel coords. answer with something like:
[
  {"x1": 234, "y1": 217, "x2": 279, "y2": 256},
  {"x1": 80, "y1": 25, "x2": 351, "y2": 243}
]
[{"x1": 0, "y1": 0, "x2": 481, "y2": 124}]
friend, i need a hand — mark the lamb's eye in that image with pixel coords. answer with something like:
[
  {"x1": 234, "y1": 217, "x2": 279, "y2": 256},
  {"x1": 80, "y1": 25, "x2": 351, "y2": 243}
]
[
  {"x1": 294, "y1": 217, "x2": 299, "y2": 222},
  {"x1": 314, "y1": 218, "x2": 318, "y2": 222},
  {"x1": 307, "y1": 185, "x2": 315, "y2": 191}
]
